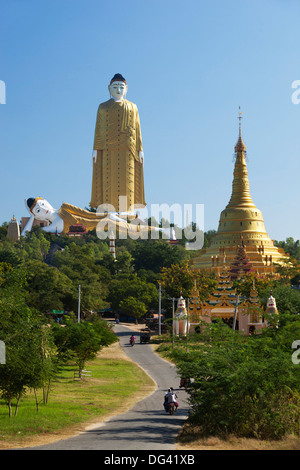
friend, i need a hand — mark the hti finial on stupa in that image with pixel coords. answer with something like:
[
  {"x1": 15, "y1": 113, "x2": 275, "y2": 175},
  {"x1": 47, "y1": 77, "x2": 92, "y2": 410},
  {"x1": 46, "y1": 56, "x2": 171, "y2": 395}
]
[
  {"x1": 234, "y1": 107, "x2": 247, "y2": 153},
  {"x1": 226, "y1": 108, "x2": 255, "y2": 208}
]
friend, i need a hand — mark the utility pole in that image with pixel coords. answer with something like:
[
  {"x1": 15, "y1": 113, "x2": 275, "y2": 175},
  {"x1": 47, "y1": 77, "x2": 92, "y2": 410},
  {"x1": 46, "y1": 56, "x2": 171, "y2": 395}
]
[
  {"x1": 158, "y1": 283, "x2": 161, "y2": 335},
  {"x1": 172, "y1": 297, "x2": 175, "y2": 349},
  {"x1": 78, "y1": 285, "x2": 81, "y2": 323},
  {"x1": 186, "y1": 298, "x2": 189, "y2": 352},
  {"x1": 232, "y1": 294, "x2": 239, "y2": 330}
]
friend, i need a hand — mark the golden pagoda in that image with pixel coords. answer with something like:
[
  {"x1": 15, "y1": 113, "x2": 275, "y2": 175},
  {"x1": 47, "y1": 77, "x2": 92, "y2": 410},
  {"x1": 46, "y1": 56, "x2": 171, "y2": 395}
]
[{"x1": 192, "y1": 109, "x2": 289, "y2": 277}]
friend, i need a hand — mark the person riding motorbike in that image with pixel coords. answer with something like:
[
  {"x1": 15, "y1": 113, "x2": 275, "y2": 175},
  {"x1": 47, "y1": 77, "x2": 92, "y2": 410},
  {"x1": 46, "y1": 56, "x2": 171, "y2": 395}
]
[
  {"x1": 129, "y1": 334, "x2": 135, "y2": 346},
  {"x1": 163, "y1": 387, "x2": 178, "y2": 412}
]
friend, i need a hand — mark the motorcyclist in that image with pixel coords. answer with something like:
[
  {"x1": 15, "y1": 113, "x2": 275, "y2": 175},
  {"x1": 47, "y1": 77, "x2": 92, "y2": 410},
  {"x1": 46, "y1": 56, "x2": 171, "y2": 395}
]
[
  {"x1": 163, "y1": 387, "x2": 178, "y2": 412},
  {"x1": 130, "y1": 334, "x2": 135, "y2": 345}
]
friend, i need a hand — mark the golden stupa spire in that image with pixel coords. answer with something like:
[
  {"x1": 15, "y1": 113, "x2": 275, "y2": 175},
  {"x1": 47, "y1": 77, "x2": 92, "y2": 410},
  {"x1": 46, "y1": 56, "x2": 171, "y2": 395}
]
[
  {"x1": 234, "y1": 107, "x2": 247, "y2": 153},
  {"x1": 226, "y1": 108, "x2": 255, "y2": 209},
  {"x1": 191, "y1": 108, "x2": 290, "y2": 275}
]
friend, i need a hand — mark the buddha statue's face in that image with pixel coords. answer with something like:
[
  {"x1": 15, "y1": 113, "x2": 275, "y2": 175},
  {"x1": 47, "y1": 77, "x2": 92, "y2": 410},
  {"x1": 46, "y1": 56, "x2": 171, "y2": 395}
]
[
  {"x1": 32, "y1": 199, "x2": 55, "y2": 220},
  {"x1": 109, "y1": 81, "x2": 127, "y2": 101}
]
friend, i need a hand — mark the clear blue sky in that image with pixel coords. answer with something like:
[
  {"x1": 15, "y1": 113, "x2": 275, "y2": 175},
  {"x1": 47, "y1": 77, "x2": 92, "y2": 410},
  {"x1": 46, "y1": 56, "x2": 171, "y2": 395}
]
[{"x1": 1, "y1": 0, "x2": 299, "y2": 241}]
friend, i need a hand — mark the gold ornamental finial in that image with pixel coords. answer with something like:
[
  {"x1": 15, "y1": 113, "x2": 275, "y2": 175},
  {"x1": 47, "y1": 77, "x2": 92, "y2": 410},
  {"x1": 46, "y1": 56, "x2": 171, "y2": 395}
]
[
  {"x1": 227, "y1": 109, "x2": 255, "y2": 208},
  {"x1": 234, "y1": 107, "x2": 246, "y2": 153},
  {"x1": 238, "y1": 106, "x2": 242, "y2": 135}
]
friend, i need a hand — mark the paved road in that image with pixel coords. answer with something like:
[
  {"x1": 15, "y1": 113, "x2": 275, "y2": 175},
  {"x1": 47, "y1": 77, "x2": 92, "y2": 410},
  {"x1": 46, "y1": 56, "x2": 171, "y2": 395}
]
[{"x1": 26, "y1": 324, "x2": 189, "y2": 450}]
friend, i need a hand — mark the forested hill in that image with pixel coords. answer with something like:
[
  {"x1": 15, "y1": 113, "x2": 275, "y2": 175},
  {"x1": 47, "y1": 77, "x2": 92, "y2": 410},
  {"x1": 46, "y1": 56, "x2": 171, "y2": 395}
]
[{"x1": 0, "y1": 224, "x2": 299, "y2": 321}]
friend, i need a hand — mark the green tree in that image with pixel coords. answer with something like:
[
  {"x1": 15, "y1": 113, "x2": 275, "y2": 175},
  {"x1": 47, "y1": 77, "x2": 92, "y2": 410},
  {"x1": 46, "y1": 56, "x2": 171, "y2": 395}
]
[
  {"x1": 203, "y1": 230, "x2": 217, "y2": 248},
  {"x1": 0, "y1": 223, "x2": 8, "y2": 241},
  {"x1": 160, "y1": 261, "x2": 216, "y2": 300},
  {"x1": 275, "y1": 257, "x2": 300, "y2": 285},
  {"x1": 106, "y1": 277, "x2": 158, "y2": 313},
  {"x1": 52, "y1": 318, "x2": 117, "y2": 374},
  {"x1": 0, "y1": 263, "x2": 58, "y2": 416},
  {"x1": 52, "y1": 242, "x2": 111, "y2": 312},
  {"x1": 114, "y1": 250, "x2": 134, "y2": 277},
  {"x1": 131, "y1": 240, "x2": 187, "y2": 274},
  {"x1": 119, "y1": 297, "x2": 147, "y2": 324},
  {"x1": 0, "y1": 248, "x2": 22, "y2": 267},
  {"x1": 25, "y1": 259, "x2": 74, "y2": 312},
  {"x1": 22, "y1": 227, "x2": 51, "y2": 260},
  {"x1": 233, "y1": 272, "x2": 275, "y2": 298},
  {"x1": 260, "y1": 283, "x2": 300, "y2": 315},
  {"x1": 274, "y1": 237, "x2": 300, "y2": 261}
]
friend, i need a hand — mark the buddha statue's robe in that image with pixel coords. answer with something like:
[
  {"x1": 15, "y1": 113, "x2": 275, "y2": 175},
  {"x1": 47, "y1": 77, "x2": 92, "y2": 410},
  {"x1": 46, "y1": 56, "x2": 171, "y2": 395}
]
[
  {"x1": 90, "y1": 98, "x2": 146, "y2": 212},
  {"x1": 57, "y1": 203, "x2": 152, "y2": 237},
  {"x1": 58, "y1": 203, "x2": 107, "y2": 233}
]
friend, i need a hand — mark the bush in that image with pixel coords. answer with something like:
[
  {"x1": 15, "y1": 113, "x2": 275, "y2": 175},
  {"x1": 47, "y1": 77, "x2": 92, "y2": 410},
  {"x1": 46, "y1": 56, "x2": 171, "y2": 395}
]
[{"x1": 173, "y1": 321, "x2": 300, "y2": 439}]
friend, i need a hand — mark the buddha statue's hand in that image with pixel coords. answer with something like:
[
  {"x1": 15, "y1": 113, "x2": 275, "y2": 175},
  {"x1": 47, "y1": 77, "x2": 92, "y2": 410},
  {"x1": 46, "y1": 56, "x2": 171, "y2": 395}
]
[
  {"x1": 93, "y1": 150, "x2": 97, "y2": 163},
  {"x1": 139, "y1": 151, "x2": 144, "y2": 164}
]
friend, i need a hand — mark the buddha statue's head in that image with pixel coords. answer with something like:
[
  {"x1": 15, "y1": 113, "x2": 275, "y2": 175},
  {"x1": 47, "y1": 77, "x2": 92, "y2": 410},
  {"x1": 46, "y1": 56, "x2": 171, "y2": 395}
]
[
  {"x1": 108, "y1": 73, "x2": 127, "y2": 101},
  {"x1": 26, "y1": 197, "x2": 56, "y2": 221}
]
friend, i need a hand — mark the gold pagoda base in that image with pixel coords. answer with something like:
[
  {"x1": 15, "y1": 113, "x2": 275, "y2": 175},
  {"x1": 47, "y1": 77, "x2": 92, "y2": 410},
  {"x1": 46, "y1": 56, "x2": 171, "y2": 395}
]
[{"x1": 192, "y1": 241, "x2": 288, "y2": 277}]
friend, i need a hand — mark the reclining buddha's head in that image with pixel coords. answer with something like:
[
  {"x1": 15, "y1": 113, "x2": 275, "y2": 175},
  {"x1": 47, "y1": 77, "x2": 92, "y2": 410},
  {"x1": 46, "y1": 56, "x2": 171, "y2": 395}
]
[{"x1": 26, "y1": 197, "x2": 55, "y2": 221}]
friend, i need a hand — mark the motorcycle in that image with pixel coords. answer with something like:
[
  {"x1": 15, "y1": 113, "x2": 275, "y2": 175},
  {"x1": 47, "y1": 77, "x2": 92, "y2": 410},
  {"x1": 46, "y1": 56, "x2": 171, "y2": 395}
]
[
  {"x1": 168, "y1": 403, "x2": 176, "y2": 415},
  {"x1": 129, "y1": 336, "x2": 135, "y2": 346}
]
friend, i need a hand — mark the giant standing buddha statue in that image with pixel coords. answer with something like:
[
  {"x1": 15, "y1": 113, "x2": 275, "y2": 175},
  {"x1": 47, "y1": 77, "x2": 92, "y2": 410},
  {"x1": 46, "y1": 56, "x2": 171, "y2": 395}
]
[
  {"x1": 90, "y1": 74, "x2": 145, "y2": 213},
  {"x1": 192, "y1": 110, "x2": 289, "y2": 277}
]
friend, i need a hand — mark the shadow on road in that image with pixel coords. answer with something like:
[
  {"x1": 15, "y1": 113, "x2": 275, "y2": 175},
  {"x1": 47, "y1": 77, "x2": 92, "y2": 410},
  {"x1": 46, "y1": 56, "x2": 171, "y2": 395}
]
[
  {"x1": 85, "y1": 413, "x2": 184, "y2": 445},
  {"x1": 115, "y1": 330, "x2": 137, "y2": 337}
]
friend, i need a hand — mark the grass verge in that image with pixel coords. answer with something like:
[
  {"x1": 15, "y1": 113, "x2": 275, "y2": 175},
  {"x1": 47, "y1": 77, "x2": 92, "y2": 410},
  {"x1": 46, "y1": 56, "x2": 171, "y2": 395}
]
[{"x1": 0, "y1": 342, "x2": 155, "y2": 449}]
